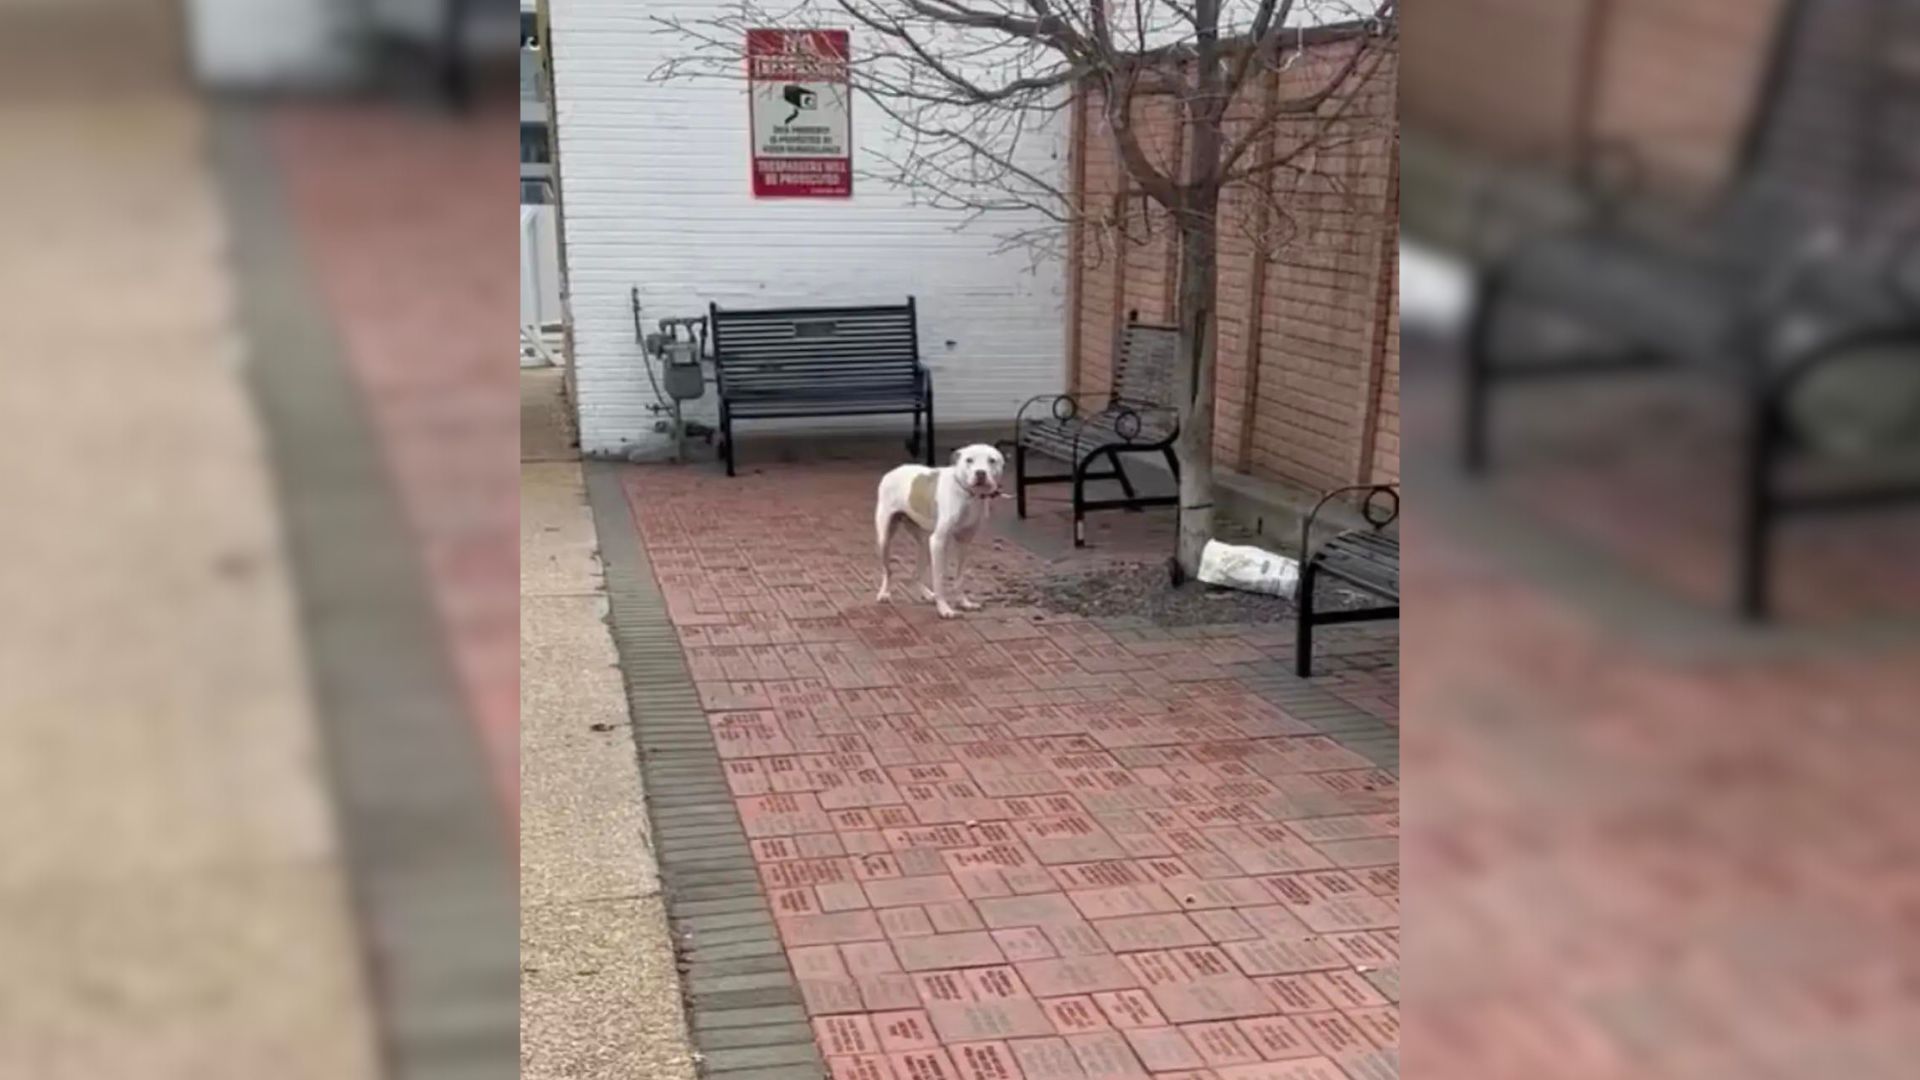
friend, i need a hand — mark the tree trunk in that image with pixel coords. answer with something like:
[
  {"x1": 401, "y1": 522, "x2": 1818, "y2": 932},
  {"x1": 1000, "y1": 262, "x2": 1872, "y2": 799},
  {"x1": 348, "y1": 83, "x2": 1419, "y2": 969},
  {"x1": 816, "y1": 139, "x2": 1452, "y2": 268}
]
[
  {"x1": 1173, "y1": 210, "x2": 1220, "y2": 580},
  {"x1": 1167, "y1": 0, "x2": 1227, "y2": 581}
]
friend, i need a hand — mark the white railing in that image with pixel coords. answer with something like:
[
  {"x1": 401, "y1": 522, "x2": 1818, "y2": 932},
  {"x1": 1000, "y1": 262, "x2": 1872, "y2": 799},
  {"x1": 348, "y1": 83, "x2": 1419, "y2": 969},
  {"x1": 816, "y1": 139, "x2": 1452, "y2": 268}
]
[{"x1": 521, "y1": 206, "x2": 563, "y2": 368}]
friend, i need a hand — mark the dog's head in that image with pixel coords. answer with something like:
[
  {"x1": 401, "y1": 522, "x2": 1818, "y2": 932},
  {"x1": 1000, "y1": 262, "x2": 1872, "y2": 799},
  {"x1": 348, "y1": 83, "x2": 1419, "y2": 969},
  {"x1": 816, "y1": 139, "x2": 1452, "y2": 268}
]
[{"x1": 951, "y1": 443, "x2": 1005, "y2": 496}]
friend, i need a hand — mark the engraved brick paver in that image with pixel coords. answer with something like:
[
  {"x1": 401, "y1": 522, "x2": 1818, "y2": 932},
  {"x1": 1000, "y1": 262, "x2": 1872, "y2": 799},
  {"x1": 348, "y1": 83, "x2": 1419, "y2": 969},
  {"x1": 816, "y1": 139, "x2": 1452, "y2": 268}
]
[
  {"x1": 867, "y1": 875, "x2": 967, "y2": 908},
  {"x1": 951, "y1": 1040, "x2": 1023, "y2": 1080},
  {"x1": 1041, "y1": 996, "x2": 1111, "y2": 1034},
  {"x1": 897, "y1": 933, "x2": 1006, "y2": 972},
  {"x1": 915, "y1": 971, "x2": 977, "y2": 1005},
  {"x1": 1015, "y1": 955, "x2": 1141, "y2": 998},
  {"x1": 864, "y1": 974, "x2": 926, "y2": 1010},
  {"x1": 818, "y1": 1015, "x2": 883, "y2": 1055},
  {"x1": 1065, "y1": 1031, "x2": 1151, "y2": 1080},
  {"x1": 832, "y1": 1054, "x2": 899, "y2": 1080},
  {"x1": 1091, "y1": 913, "x2": 1209, "y2": 952},
  {"x1": 1216, "y1": 1059, "x2": 1348, "y2": 1080},
  {"x1": 1009, "y1": 1037, "x2": 1089, "y2": 1080},
  {"x1": 1123, "y1": 1027, "x2": 1204, "y2": 1071},
  {"x1": 929, "y1": 999, "x2": 1058, "y2": 1041},
  {"x1": 892, "y1": 1048, "x2": 961, "y2": 1080},
  {"x1": 785, "y1": 910, "x2": 887, "y2": 946},
  {"x1": 977, "y1": 894, "x2": 1085, "y2": 929},
  {"x1": 1148, "y1": 976, "x2": 1277, "y2": 1024},
  {"x1": 1237, "y1": 1016, "x2": 1318, "y2": 1060},
  {"x1": 618, "y1": 462, "x2": 1399, "y2": 1080},
  {"x1": 1184, "y1": 1021, "x2": 1264, "y2": 1066},
  {"x1": 992, "y1": 927, "x2": 1059, "y2": 962},
  {"x1": 965, "y1": 965, "x2": 1030, "y2": 1001},
  {"x1": 1091, "y1": 989, "x2": 1166, "y2": 1030}
]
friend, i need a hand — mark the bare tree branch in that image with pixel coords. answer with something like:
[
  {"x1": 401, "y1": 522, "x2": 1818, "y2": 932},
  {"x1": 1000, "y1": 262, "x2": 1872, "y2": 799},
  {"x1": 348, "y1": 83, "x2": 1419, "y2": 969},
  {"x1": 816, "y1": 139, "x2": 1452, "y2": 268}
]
[{"x1": 1216, "y1": 16, "x2": 1389, "y2": 180}]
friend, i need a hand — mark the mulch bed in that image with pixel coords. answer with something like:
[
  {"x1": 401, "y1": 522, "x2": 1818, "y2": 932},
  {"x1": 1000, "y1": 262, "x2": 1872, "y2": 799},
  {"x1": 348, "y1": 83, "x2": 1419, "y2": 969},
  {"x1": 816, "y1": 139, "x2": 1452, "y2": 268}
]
[{"x1": 984, "y1": 558, "x2": 1375, "y2": 628}]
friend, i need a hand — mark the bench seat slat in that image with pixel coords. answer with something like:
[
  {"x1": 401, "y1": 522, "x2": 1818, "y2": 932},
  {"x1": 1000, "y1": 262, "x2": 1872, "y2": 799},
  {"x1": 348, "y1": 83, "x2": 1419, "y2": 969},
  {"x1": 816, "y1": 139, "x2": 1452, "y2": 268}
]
[{"x1": 1317, "y1": 533, "x2": 1399, "y2": 600}]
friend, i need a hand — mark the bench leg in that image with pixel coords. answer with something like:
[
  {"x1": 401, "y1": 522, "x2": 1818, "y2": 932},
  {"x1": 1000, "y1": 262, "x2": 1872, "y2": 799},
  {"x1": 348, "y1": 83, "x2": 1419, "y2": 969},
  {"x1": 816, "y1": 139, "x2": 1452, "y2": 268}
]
[
  {"x1": 1294, "y1": 558, "x2": 1319, "y2": 677},
  {"x1": 722, "y1": 408, "x2": 737, "y2": 477},
  {"x1": 1162, "y1": 445, "x2": 1180, "y2": 482},
  {"x1": 1015, "y1": 442, "x2": 1029, "y2": 519},
  {"x1": 909, "y1": 406, "x2": 922, "y2": 458},
  {"x1": 436, "y1": 1, "x2": 472, "y2": 111},
  {"x1": 924, "y1": 391, "x2": 936, "y2": 467},
  {"x1": 1736, "y1": 394, "x2": 1778, "y2": 622},
  {"x1": 1462, "y1": 272, "x2": 1502, "y2": 474},
  {"x1": 1107, "y1": 449, "x2": 1140, "y2": 502},
  {"x1": 1072, "y1": 450, "x2": 1093, "y2": 547}
]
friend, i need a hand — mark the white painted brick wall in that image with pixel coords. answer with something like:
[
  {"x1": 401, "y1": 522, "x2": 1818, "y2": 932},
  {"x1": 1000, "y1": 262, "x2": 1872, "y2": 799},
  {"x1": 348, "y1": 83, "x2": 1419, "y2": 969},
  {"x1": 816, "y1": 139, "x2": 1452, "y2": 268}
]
[
  {"x1": 549, "y1": 0, "x2": 1068, "y2": 455},
  {"x1": 186, "y1": 0, "x2": 360, "y2": 87}
]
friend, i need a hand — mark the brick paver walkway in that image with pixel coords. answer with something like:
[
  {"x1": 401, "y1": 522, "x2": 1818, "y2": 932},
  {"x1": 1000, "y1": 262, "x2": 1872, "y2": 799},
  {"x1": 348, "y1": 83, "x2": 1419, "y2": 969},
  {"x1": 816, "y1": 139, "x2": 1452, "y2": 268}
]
[
  {"x1": 622, "y1": 462, "x2": 1400, "y2": 1080},
  {"x1": 1400, "y1": 342, "x2": 1920, "y2": 1077},
  {"x1": 269, "y1": 102, "x2": 521, "y2": 814}
]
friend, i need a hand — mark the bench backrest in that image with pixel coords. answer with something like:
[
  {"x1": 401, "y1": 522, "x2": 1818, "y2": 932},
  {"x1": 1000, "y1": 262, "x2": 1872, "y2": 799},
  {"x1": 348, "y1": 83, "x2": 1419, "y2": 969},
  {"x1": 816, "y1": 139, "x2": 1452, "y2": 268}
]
[
  {"x1": 709, "y1": 299, "x2": 920, "y2": 394},
  {"x1": 1739, "y1": 0, "x2": 1920, "y2": 219},
  {"x1": 1110, "y1": 320, "x2": 1180, "y2": 410}
]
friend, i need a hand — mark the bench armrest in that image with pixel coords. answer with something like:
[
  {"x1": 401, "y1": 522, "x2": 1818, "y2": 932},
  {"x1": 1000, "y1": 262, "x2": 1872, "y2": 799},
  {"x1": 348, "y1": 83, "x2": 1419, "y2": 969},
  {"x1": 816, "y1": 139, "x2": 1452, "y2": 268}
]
[
  {"x1": 1300, "y1": 483, "x2": 1399, "y2": 563},
  {"x1": 1464, "y1": 140, "x2": 1649, "y2": 266},
  {"x1": 1747, "y1": 224, "x2": 1848, "y2": 316},
  {"x1": 1016, "y1": 393, "x2": 1091, "y2": 429},
  {"x1": 1110, "y1": 403, "x2": 1179, "y2": 443},
  {"x1": 1574, "y1": 139, "x2": 1651, "y2": 224}
]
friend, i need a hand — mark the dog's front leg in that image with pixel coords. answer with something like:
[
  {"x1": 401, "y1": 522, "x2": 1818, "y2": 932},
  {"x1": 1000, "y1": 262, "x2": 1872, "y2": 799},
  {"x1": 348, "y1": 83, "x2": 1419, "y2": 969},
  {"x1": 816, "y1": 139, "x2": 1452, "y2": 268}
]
[
  {"x1": 929, "y1": 529, "x2": 959, "y2": 618},
  {"x1": 909, "y1": 527, "x2": 936, "y2": 602},
  {"x1": 951, "y1": 539, "x2": 980, "y2": 611}
]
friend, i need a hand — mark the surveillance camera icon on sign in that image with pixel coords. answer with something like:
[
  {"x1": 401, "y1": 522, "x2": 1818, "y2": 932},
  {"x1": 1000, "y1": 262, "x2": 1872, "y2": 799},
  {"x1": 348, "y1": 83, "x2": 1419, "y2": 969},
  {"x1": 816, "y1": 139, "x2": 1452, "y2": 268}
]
[{"x1": 782, "y1": 85, "x2": 817, "y2": 124}]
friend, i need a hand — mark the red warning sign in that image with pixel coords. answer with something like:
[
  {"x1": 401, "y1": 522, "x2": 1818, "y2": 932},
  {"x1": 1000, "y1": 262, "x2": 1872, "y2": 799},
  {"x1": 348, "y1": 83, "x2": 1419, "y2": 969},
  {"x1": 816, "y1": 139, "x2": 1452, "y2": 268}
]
[{"x1": 747, "y1": 29, "x2": 852, "y2": 197}]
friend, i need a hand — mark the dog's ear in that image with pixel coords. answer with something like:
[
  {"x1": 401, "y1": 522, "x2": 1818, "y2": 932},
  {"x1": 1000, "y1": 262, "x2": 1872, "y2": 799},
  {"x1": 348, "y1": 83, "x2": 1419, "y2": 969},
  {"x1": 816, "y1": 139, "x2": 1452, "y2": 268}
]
[{"x1": 951, "y1": 447, "x2": 964, "y2": 467}]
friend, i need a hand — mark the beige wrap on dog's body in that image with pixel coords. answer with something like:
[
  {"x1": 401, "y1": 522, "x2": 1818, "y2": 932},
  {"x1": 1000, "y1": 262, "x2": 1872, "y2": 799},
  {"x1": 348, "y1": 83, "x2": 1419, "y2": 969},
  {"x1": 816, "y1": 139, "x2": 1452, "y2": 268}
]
[{"x1": 904, "y1": 472, "x2": 941, "y2": 532}]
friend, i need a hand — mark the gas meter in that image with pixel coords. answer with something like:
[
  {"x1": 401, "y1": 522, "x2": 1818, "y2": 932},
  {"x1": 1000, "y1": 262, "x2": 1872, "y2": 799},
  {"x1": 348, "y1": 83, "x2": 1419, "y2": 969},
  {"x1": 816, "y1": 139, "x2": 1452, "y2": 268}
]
[
  {"x1": 632, "y1": 290, "x2": 715, "y2": 463},
  {"x1": 653, "y1": 317, "x2": 708, "y2": 402}
]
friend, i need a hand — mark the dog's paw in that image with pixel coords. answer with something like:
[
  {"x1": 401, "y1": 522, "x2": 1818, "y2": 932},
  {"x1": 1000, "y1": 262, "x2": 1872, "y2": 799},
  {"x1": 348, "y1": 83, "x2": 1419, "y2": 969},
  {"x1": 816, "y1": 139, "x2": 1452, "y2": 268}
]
[
  {"x1": 875, "y1": 587, "x2": 892, "y2": 603},
  {"x1": 958, "y1": 597, "x2": 982, "y2": 611},
  {"x1": 936, "y1": 603, "x2": 960, "y2": 619},
  {"x1": 917, "y1": 585, "x2": 938, "y2": 602}
]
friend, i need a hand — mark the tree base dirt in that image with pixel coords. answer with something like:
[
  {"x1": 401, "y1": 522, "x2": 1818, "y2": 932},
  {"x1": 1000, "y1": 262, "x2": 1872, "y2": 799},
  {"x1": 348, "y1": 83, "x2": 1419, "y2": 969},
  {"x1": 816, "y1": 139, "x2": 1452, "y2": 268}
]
[{"x1": 985, "y1": 559, "x2": 1374, "y2": 628}]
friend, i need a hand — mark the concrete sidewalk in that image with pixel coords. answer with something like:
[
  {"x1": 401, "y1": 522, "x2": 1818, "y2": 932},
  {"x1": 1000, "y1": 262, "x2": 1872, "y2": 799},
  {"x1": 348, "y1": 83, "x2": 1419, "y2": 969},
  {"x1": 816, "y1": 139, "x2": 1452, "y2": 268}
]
[
  {"x1": 0, "y1": 46, "x2": 377, "y2": 1080},
  {"x1": 520, "y1": 370, "x2": 698, "y2": 1079}
]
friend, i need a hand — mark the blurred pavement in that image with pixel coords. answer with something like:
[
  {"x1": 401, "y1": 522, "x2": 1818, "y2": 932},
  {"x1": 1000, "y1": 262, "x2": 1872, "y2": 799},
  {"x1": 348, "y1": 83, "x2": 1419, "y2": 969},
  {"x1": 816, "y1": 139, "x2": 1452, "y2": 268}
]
[
  {"x1": 1401, "y1": 335, "x2": 1920, "y2": 1078},
  {"x1": 0, "y1": 53, "x2": 379, "y2": 1080}
]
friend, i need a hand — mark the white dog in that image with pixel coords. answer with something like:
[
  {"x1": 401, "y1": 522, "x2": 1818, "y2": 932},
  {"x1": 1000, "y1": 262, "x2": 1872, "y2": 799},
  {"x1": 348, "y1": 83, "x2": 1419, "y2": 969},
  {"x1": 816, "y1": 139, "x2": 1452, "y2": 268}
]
[{"x1": 874, "y1": 443, "x2": 1005, "y2": 618}]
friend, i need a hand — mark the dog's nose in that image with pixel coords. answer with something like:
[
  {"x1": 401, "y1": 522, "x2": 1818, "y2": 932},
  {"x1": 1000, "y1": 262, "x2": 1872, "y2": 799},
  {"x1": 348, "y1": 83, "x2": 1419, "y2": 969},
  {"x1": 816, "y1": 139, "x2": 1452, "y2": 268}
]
[{"x1": 973, "y1": 470, "x2": 987, "y2": 486}]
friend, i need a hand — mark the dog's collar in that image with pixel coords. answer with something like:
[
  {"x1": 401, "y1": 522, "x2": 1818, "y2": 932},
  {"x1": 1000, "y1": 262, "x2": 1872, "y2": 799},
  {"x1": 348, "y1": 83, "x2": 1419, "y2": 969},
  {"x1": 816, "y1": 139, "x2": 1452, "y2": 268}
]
[{"x1": 948, "y1": 470, "x2": 998, "y2": 501}]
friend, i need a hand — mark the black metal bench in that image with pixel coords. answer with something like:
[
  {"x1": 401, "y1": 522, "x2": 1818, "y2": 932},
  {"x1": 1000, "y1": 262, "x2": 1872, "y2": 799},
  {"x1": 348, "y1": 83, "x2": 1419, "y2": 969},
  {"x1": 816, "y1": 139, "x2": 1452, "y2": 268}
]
[
  {"x1": 708, "y1": 299, "x2": 934, "y2": 476},
  {"x1": 1014, "y1": 319, "x2": 1181, "y2": 546},
  {"x1": 1462, "y1": 0, "x2": 1920, "y2": 620},
  {"x1": 362, "y1": 0, "x2": 520, "y2": 108},
  {"x1": 1296, "y1": 484, "x2": 1399, "y2": 677}
]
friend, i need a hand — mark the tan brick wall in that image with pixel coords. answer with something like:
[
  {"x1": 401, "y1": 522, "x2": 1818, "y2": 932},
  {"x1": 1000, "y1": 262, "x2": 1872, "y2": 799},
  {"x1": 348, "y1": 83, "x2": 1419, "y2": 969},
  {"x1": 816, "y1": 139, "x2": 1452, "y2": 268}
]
[
  {"x1": 1070, "y1": 38, "x2": 1400, "y2": 493},
  {"x1": 1368, "y1": 150, "x2": 1401, "y2": 486},
  {"x1": 1402, "y1": 0, "x2": 1785, "y2": 193},
  {"x1": 1400, "y1": 0, "x2": 1595, "y2": 163},
  {"x1": 1371, "y1": 241, "x2": 1401, "y2": 484}
]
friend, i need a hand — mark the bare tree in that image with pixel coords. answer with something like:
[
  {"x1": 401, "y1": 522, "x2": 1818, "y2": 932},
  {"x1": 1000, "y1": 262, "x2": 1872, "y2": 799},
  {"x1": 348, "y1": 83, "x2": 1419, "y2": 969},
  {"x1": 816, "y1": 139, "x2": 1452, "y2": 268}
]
[{"x1": 655, "y1": 0, "x2": 1396, "y2": 578}]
